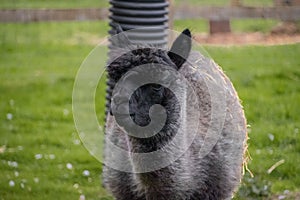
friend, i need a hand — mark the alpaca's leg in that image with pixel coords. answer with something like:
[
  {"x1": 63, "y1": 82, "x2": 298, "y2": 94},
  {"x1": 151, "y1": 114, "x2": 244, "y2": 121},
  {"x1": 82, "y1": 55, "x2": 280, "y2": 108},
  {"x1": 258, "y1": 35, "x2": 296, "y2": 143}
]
[{"x1": 104, "y1": 168, "x2": 146, "y2": 200}]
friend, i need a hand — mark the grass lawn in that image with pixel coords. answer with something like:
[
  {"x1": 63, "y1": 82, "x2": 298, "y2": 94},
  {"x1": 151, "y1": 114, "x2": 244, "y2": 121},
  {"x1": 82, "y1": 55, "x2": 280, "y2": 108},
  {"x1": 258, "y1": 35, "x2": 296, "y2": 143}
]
[
  {"x1": 0, "y1": 21, "x2": 299, "y2": 199},
  {"x1": 174, "y1": 19, "x2": 280, "y2": 34},
  {"x1": 0, "y1": 19, "x2": 283, "y2": 46}
]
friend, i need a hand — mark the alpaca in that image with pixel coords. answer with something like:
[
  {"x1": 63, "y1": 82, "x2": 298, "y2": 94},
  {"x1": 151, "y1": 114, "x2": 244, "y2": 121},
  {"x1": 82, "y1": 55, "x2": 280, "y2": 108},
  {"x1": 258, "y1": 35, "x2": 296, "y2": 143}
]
[{"x1": 103, "y1": 29, "x2": 247, "y2": 200}]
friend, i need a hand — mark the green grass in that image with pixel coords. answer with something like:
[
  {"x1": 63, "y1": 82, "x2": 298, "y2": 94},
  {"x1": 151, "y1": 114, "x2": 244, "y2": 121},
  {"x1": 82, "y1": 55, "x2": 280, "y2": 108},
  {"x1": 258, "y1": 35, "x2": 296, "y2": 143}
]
[
  {"x1": 0, "y1": 18, "x2": 278, "y2": 46},
  {"x1": 0, "y1": 41, "x2": 110, "y2": 199},
  {"x1": 0, "y1": 19, "x2": 280, "y2": 47},
  {"x1": 0, "y1": 21, "x2": 110, "y2": 46},
  {"x1": 0, "y1": 21, "x2": 110, "y2": 200},
  {"x1": 174, "y1": 19, "x2": 280, "y2": 34},
  {"x1": 0, "y1": 21, "x2": 300, "y2": 199}
]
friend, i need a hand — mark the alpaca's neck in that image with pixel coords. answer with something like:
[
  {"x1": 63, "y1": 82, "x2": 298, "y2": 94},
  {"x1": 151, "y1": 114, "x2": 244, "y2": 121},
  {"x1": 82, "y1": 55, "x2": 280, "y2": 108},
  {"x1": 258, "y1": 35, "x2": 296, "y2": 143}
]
[
  {"x1": 125, "y1": 93, "x2": 190, "y2": 195},
  {"x1": 127, "y1": 117, "x2": 180, "y2": 153},
  {"x1": 126, "y1": 109, "x2": 190, "y2": 197}
]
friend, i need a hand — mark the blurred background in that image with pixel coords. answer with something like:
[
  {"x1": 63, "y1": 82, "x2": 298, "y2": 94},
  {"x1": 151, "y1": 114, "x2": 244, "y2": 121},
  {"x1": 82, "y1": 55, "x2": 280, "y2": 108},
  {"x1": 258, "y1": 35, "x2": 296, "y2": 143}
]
[{"x1": 0, "y1": 0, "x2": 299, "y2": 199}]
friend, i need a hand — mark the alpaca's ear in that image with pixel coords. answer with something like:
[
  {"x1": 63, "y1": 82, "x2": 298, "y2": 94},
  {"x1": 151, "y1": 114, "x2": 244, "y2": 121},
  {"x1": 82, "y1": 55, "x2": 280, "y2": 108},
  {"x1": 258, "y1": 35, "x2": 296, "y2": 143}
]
[
  {"x1": 168, "y1": 29, "x2": 192, "y2": 69},
  {"x1": 110, "y1": 22, "x2": 131, "y2": 47},
  {"x1": 113, "y1": 23, "x2": 124, "y2": 34}
]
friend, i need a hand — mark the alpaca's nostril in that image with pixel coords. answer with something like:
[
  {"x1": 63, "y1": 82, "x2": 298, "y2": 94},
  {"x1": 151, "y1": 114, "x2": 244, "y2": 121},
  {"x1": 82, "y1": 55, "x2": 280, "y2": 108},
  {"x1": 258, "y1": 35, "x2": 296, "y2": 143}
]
[{"x1": 129, "y1": 113, "x2": 136, "y2": 121}]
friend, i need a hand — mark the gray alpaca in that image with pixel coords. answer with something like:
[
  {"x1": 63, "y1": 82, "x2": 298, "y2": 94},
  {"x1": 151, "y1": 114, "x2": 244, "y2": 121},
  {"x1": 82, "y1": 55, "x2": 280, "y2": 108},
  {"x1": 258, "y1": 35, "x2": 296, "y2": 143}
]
[{"x1": 103, "y1": 29, "x2": 247, "y2": 200}]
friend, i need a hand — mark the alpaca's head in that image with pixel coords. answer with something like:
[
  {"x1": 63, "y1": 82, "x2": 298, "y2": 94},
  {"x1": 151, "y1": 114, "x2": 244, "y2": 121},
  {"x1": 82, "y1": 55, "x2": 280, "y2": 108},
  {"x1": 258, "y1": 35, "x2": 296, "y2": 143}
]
[{"x1": 108, "y1": 29, "x2": 192, "y2": 133}]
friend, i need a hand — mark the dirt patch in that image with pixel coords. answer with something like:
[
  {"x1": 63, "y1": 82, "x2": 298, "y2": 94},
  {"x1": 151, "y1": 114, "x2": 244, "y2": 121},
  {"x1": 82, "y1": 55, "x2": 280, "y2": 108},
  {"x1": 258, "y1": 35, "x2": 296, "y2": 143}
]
[
  {"x1": 271, "y1": 22, "x2": 300, "y2": 35},
  {"x1": 193, "y1": 32, "x2": 300, "y2": 46},
  {"x1": 194, "y1": 21, "x2": 300, "y2": 46}
]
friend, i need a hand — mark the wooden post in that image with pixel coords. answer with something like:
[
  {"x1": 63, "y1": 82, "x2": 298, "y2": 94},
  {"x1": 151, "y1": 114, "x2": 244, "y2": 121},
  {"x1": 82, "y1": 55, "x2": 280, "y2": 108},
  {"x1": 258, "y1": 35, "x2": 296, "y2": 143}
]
[
  {"x1": 168, "y1": 0, "x2": 174, "y2": 31},
  {"x1": 209, "y1": 20, "x2": 231, "y2": 34},
  {"x1": 231, "y1": 0, "x2": 242, "y2": 7},
  {"x1": 168, "y1": 0, "x2": 175, "y2": 46},
  {"x1": 208, "y1": 0, "x2": 242, "y2": 35}
]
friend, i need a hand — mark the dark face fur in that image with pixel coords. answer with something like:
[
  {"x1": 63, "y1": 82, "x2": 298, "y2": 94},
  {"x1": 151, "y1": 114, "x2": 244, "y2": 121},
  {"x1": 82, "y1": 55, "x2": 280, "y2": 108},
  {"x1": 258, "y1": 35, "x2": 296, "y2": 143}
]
[
  {"x1": 129, "y1": 83, "x2": 166, "y2": 127},
  {"x1": 108, "y1": 29, "x2": 192, "y2": 135}
]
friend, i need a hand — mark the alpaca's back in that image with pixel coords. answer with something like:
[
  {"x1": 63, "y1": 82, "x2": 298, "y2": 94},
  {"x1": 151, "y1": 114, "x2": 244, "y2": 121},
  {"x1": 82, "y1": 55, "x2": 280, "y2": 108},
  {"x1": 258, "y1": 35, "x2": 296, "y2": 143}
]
[{"x1": 178, "y1": 51, "x2": 247, "y2": 199}]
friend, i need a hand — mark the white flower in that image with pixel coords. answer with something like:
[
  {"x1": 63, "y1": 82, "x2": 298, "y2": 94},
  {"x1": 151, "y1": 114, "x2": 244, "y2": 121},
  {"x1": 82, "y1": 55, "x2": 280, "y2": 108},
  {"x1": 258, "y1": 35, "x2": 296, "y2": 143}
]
[
  {"x1": 79, "y1": 194, "x2": 85, "y2": 200},
  {"x1": 17, "y1": 146, "x2": 24, "y2": 151},
  {"x1": 73, "y1": 139, "x2": 81, "y2": 145},
  {"x1": 15, "y1": 171, "x2": 19, "y2": 177},
  {"x1": 6, "y1": 113, "x2": 13, "y2": 120},
  {"x1": 63, "y1": 109, "x2": 70, "y2": 116},
  {"x1": 73, "y1": 183, "x2": 79, "y2": 189},
  {"x1": 8, "y1": 161, "x2": 18, "y2": 168},
  {"x1": 82, "y1": 170, "x2": 90, "y2": 177},
  {"x1": 283, "y1": 190, "x2": 289, "y2": 195},
  {"x1": 34, "y1": 177, "x2": 39, "y2": 183},
  {"x1": 278, "y1": 195, "x2": 286, "y2": 200},
  {"x1": 268, "y1": 133, "x2": 274, "y2": 141},
  {"x1": 9, "y1": 180, "x2": 15, "y2": 187},
  {"x1": 66, "y1": 163, "x2": 73, "y2": 170},
  {"x1": 35, "y1": 154, "x2": 43, "y2": 160},
  {"x1": 49, "y1": 154, "x2": 55, "y2": 160}
]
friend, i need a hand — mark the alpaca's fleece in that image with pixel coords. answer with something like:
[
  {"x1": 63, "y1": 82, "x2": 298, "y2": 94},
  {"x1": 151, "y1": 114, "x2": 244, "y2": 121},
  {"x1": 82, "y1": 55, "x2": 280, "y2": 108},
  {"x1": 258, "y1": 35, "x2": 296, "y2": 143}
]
[{"x1": 103, "y1": 33, "x2": 247, "y2": 200}]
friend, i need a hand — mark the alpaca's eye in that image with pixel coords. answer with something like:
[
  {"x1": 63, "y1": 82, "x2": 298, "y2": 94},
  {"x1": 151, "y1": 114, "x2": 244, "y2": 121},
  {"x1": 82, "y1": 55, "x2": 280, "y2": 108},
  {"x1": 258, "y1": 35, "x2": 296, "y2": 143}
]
[{"x1": 151, "y1": 84, "x2": 163, "y2": 91}]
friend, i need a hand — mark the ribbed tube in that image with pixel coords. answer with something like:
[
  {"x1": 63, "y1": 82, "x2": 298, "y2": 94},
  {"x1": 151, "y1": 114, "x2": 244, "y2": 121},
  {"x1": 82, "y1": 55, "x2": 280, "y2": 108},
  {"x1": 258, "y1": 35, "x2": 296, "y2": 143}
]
[{"x1": 105, "y1": 0, "x2": 169, "y2": 115}]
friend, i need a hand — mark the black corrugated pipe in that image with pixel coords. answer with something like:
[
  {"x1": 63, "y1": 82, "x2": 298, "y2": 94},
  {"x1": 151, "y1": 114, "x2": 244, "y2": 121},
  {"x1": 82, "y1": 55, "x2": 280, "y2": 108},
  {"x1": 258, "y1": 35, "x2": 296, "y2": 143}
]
[
  {"x1": 109, "y1": 0, "x2": 169, "y2": 46},
  {"x1": 105, "y1": 0, "x2": 170, "y2": 115}
]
